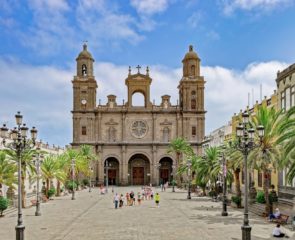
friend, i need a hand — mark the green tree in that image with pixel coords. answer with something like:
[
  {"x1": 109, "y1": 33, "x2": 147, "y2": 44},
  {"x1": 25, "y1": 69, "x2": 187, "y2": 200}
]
[
  {"x1": 3, "y1": 148, "x2": 36, "y2": 208},
  {"x1": 0, "y1": 151, "x2": 17, "y2": 189},
  {"x1": 249, "y1": 105, "x2": 295, "y2": 215}
]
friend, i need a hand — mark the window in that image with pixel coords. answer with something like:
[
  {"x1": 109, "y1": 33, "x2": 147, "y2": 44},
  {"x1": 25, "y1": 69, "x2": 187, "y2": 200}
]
[
  {"x1": 191, "y1": 99, "x2": 196, "y2": 110},
  {"x1": 258, "y1": 171, "x2": 262, "y2": 187},
  {"x1": 291, "y1": 86, "x2": 295, "y2": 107},
  {"x1": 286, "y1": 87, "x2": 291, "y2": 110},
  {"x1": 192, "y1": 126, "x2": 196, "y2": 136},
  {"x1": 82, "y1": 126, "x2": 87, "y2": 135},
  {"x1": 281, "y1": 92, "x2": 285, "y2": 110},
  {"x1": 190, "y1": 65, "x2": 195, "y2": 76},
  {"x1": 82, "y1": 64, "x2": 87, "y2": 76}
]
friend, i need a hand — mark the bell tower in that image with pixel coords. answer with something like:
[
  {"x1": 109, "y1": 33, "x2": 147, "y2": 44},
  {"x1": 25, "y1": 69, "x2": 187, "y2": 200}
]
[
  {"x1": 178, "y1": 45, "x2": 204, "y2": 111},
  {"x1": 178, "y1": 45, "x2": 205, "y2": 149},
  {"x1": 72, "y1": 43, "x2": 97, "y2": 111}
]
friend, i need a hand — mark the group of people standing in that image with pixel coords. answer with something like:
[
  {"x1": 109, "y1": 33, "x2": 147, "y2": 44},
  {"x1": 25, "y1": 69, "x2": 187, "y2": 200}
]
[{"x1": 113, "y1": 186, "x2": 160, "y2": 209}]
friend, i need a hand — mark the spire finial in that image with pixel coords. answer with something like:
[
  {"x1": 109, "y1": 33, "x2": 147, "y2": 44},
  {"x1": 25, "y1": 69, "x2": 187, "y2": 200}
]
[
  {"x1": 128, "y1": 66, "x2": 131, "y2": 76},
  {"x1": 83, "y1": 40, "x2": 88, "y2": 50},
  {"x1": 146, "y1": 66, "x2": 149, "y2": 76},
  {"x1": 189, "y1": 45, "x2": 193, "y2": 51}
]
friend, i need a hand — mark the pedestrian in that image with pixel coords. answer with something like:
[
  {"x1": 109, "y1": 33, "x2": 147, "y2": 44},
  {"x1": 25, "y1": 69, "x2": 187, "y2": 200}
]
[
  {"x1": 119, "y1": 194, "x2": 124, "y2": 208},
  {"x1": 151, "y1": 190, "x2": 154, "y2": 200},
  {"x1": 272, "y1": 224, "x2": 288, "y2": 238},
  {"x1": 113, "y1": 193, "x2": 119, "y2": 209},
  {"x1": 160, "y1": 183, "x2": 163, "y2": 192},
  {"x1": 130, "y1": 191, "x2": 135, "y2": 206},
  {"x1": 155, "y1": 192, "x2": 160, "y2": 207},
  {"x1": 137, "y1": 192, "x2": 141, "y2": 205},
  {"x1": 269, "y1": 208, "x2": 281, "y2": 221}
]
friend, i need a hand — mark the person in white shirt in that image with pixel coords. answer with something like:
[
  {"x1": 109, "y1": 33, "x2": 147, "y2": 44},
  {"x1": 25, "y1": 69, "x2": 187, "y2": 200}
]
[
  {"x1": 269, "y1": 208, "x2": 281, "y2": 220},
  {"x1": 272, "y1": 224, "x2": 287, "y2": 238}
]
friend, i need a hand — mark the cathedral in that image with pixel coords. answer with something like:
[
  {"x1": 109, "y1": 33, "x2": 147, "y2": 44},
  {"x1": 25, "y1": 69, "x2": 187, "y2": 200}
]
[{"x1": 71, "y1": 44, "x2": 206, "y2": 186}]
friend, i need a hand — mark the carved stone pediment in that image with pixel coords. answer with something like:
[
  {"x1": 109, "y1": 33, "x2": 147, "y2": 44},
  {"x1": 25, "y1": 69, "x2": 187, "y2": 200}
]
[
  {"x1": 105, "y1": 118, "x2": 118, "y2": 125},
  {"x1": 160, "y1": 119, "x2": 172, "y2": 126}
]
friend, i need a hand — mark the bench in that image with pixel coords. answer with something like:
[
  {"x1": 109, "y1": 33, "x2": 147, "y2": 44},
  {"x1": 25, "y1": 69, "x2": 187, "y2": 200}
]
[{"x1": 272, "y1": 214, "x2": 289, "y2": 224}]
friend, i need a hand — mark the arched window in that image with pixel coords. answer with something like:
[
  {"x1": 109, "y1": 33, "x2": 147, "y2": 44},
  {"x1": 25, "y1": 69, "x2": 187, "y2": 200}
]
[
  {"x1": 132, "y1": 92, "x2": 145, "y2": 107},
  {"x1": 82, "y1": 64, "x2": 87, "y2": 76},
  {"x1": 163, "y1": 127, "x2": 169, "y2": 142},
  {"x1": 190, "y1": 65, "x2": 195, "y2": 76}
]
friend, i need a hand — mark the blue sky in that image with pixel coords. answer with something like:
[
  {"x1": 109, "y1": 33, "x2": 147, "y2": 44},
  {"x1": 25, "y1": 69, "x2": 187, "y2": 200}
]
[{"x1": 0, "y1": 0, "x2": 295, "y2": 147}]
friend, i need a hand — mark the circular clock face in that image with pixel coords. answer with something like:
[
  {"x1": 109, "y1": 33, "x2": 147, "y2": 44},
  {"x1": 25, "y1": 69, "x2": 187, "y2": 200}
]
[
  {"x1": 131, "y1": 120, "x2": 148, "y2": 138},
  {"x1": 81, "y1": 99, "x2": 87, "y2": 105}
]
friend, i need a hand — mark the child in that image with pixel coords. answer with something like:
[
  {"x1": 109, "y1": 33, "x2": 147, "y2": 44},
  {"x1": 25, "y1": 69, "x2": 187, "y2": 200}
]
[
  {"x1": 137, "y1": 192, "x2": 141, "y2": 205},
  {"x1": 155, "y1": 192, "x2": 160, "y2": 207}
]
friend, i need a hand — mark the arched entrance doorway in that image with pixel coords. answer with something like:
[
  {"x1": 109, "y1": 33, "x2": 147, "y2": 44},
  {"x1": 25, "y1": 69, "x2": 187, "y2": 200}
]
[
  {"x1": 159, "y1": 157, "x2": 173, "y2": 185},
  {"x1": 128, "y1": 154, "x2": 150, "y2": 185},
  {"x1": 104, "y1": 157, "x2": 120, "y2": 185}
]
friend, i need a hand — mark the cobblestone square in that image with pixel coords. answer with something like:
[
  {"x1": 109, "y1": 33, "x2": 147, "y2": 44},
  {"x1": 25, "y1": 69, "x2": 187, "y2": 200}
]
[{"x1": 1, "y1": 187, "x2": 294, "y2": 240}]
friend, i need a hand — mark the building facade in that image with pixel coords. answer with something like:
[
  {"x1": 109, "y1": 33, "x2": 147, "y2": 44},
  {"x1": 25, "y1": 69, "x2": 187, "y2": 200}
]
[
  {"x1": 72, "y1": 44, "x2": 206, "y2": 186},
  {"x1": 276, "y1": 63, "x2": 295, "y2": 200}
]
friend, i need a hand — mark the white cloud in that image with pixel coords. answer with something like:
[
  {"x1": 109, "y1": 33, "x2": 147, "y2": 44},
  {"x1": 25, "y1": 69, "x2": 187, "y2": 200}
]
[
  {"x1": 130, "y1": 0, "x2": 170, "y2": 15},
  {"x1": 221, "y1": 0, "x2": 293, "y2": 14},
  {"x1": 187, "y1": 11, "x2": 202, "y2": 28},
  {"x1": 0, "y1": 57, "x2": 288, "y2": 146}
]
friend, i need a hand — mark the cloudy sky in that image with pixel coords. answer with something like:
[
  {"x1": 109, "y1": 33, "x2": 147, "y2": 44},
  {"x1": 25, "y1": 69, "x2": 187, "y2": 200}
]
[{"x1": 0, "y1": 0, "x2": 294, "y2": 147}]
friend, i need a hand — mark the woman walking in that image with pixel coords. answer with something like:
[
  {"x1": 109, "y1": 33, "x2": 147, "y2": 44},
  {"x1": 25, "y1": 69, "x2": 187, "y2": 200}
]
[{"x1": 113, "y1": 193, "x2": 119, "y2": 209}]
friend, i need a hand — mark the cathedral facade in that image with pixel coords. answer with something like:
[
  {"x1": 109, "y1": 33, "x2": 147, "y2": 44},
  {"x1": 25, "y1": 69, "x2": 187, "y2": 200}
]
[{"x1": 71, "y1": 44, "x2": 206, "y2": 186}]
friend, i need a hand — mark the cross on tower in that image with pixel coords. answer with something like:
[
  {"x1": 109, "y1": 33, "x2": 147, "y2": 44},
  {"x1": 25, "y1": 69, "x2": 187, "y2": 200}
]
[{"x1": 136, "y1": 65, "x2": 141, "y2": 73}]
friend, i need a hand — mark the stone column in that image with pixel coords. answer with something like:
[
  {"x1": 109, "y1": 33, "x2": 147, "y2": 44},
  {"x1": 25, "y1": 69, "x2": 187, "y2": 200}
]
[
  {"x1": 121, "y1": 145, "x2": 128, "y2": 185},
  {"x1": 152, "y1": 145, "x2": 158, "y2": 186},
  {"x1": 97, "y1": 146, "x2": 104, "y2": 185},
  {"x1": 98, "y1": 112, "x2": 102, "y2": 142}
]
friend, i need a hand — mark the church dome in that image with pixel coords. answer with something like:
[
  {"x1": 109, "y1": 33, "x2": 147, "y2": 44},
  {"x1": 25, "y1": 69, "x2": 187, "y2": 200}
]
[
  {"x1": 77, "y1": 43, "x2": 94, "y2": 60},
  {"x1": 183, "y1": 45, "x2": 199, "y2": 60}
]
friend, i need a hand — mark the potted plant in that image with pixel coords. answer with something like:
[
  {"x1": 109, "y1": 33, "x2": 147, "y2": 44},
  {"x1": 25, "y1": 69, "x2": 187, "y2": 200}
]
[
  {"x1": 231, "y1": 195, "x2": 242, "y2": 208},
  {"x1": 0, "y1": 197, "x2": 8, "y2": 217}
]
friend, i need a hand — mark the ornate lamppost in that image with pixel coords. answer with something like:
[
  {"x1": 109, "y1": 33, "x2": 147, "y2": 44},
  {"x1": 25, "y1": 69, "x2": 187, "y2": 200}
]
[
  {"x1": 172, "y1": 164, "x2": 176, "y2": 192},
  {"x1": 232, "y1": 112, "x2": 264, "y2": 240},
  {"x1": 33, "y1": 148, "x2": 43, "y2": 216},
  {"x1": 0, "y1": 111, "x2": 37, "y2": 240},
  {"x1": 89, "y1": 166, "x2": 93, "y2": 193},
  {"x1": 219, "y1": 149, "x2": 228, "y2": 216},
  {"x1": 105, "y1": 160, "x2": 111, "y2": 193},
  {"x1": 187, "y1": 160, "x2": 192, "y2": 199},
  {"x1": 71, "y1": 159, "x2": 76, "y2": 200}
]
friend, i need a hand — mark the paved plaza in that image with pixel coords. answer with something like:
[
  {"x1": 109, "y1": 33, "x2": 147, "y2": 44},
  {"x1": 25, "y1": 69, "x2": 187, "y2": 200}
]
[{"x1": 0, "y1": 187, "x2": 294, "y2": 240}]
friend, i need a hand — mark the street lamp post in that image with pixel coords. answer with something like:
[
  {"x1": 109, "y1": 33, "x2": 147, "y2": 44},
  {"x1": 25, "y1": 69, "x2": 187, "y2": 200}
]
[
  {"x1": 187, "y1": 160, "x2": 192, "y2": 199},
  {"x1": 89, "y1": 167, "x2": 93, "y2": 193},
  {"x1": 71, "y1": 159, "x2": 76, "y2": 200},
  {"x1": 232, "y1": 112, "x2": 264, "y2": 240},
  {"x1": 220, "y1": 150, "x2": 228, "y2": 216},
  {"x1": 172, "y1": 164, "x2": 176, "y2": 192},
  {"x1": 105, "y1": 160, "x2": 111, "y2": 193},
  {"x1": 33, "y1": 148, "x2": 43, "y2": 216},
  {"x1": 1, "y1": 112, "x2": 37, "y2": 240}
]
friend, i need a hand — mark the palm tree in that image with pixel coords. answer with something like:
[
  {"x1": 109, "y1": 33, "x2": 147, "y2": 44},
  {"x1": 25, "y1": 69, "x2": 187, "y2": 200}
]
[
  {"x1": 227, "y1": 142, "x2": 243, "y2": 200},
  {"x1": 249, "y1": 105, "x2": 295, "y2": 215},
  {"x1": 41, "y1": 155, "x2": 62, "y2": 197},
  {"x1": 3, "y1": 148, "x2": 36, "y2": 207},
  {"x1": 196, "y1": 147, "x2": 221, "y2": 193},
  {"x1": 0, "y1": 151, "x2": 17, "y2": 190},
  {"x1": 168, "y1": 138, "x2": 193, "y2": 185}
]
